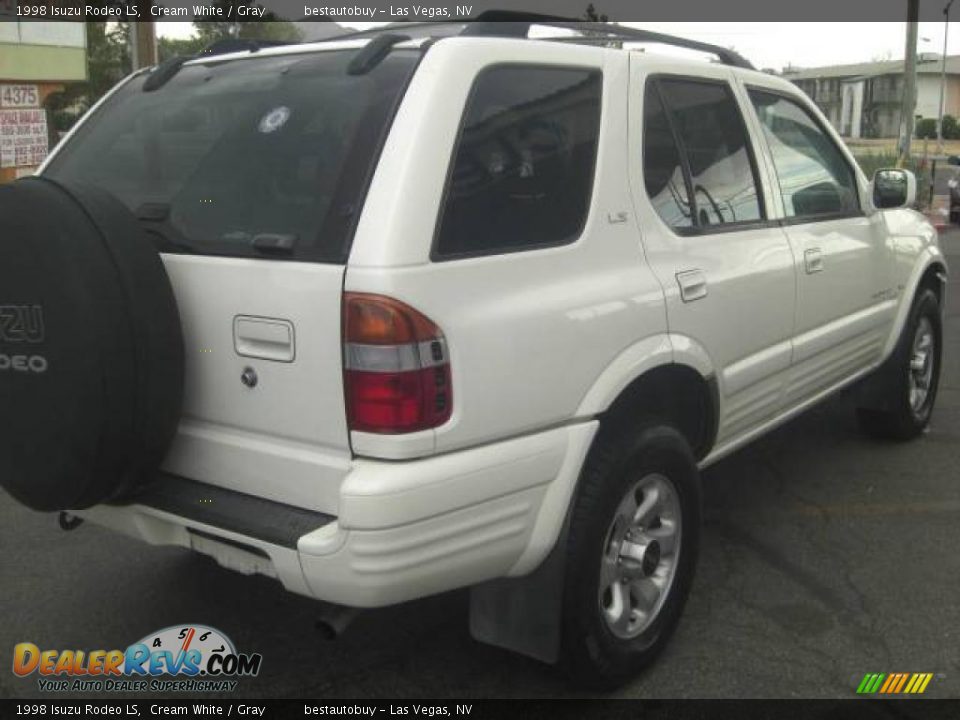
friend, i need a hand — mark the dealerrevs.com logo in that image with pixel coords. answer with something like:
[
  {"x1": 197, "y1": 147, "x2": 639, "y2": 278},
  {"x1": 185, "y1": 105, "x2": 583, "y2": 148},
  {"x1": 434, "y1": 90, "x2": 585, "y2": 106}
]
[{"x1": 13, "y1": 625, "x2": 262, "y2": 693}]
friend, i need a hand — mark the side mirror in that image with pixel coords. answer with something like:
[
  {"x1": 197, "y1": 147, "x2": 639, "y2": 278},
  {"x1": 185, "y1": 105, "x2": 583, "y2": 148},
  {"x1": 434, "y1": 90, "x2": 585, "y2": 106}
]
[{"x1": 872, "y1": 168, "x2": 916, "y2": 210}]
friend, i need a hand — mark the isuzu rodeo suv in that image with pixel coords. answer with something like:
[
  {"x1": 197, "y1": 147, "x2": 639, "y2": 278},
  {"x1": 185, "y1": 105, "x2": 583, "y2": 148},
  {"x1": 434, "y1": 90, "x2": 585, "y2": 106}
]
[{"x1": 0, "y1": 15, "x2": 946, "y2": 687}]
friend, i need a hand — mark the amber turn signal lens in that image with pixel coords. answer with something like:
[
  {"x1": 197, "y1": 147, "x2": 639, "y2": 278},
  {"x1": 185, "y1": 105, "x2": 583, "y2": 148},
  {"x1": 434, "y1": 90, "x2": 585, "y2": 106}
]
[{"x1": 344, "y1": 293, "x2": 440, "y2": 346}]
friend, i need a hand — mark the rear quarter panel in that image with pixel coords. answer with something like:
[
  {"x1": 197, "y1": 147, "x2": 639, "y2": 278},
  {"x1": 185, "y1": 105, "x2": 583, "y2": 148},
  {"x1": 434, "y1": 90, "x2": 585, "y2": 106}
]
[{"x1": 347, "y1": 40, "x2": 669, "y2": 456}]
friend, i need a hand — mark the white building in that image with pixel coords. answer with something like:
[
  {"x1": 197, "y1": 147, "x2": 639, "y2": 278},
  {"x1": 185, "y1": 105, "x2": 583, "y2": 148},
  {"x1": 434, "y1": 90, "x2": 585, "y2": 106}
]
[{"x1": 783, "y1": 54, "x2": 960, "y2": 138}]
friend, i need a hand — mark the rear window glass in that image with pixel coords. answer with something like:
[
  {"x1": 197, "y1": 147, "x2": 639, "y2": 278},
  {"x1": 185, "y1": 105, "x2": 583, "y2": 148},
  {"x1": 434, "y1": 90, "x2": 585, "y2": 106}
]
[
  {"x1": 44, "y1": 49, "x2": 419, "y2": 263},
  {"x1": 434, "y1": 65, "x2": 602, "y2": 260}
]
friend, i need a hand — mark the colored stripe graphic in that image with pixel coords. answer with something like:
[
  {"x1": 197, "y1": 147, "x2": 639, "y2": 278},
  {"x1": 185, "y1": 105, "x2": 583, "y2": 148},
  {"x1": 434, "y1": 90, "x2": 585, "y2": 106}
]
[
  {"x1": 857, "y1": 672, "x2": 934, "y2": 694},
  {"x1": 857, "y1": 673, "x2": 886, "y2": 694},
  {"x1": 879, "y1": 674, "x2": 897, "y2": 693}
]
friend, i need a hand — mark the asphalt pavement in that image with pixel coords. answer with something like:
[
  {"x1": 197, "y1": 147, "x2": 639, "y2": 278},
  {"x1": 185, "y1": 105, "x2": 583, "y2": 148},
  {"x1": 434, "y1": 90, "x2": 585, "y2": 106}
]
[{"x1": 2, "y1": 230, "x2": 958, "y2": 700}]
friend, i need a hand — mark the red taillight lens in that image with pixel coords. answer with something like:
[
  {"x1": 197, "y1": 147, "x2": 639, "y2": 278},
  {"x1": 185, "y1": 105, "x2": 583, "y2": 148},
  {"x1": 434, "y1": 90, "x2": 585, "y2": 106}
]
[{"x1": 343, "y1": 293, "x2": 452, "y2": 434}]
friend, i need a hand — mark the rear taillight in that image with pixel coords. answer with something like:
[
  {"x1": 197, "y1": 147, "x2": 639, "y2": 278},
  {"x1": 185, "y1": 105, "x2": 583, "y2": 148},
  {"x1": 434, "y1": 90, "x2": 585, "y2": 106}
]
[{"x1": 343, "y1": 293, "x2": 452, "y2": 434}]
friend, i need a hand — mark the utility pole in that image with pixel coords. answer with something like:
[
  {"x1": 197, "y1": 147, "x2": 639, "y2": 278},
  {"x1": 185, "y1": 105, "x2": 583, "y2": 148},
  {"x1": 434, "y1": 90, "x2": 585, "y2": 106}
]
[
  {"x1": 899, "y1": 0, "x2": 920, "y2": 167},
  {"x1": 937, "y1": 0, "x2": 956, "y2": 155},
  {"x1": 131, "y1": 21, "x2": 158, "y2": 70},
  {"x1": 127, "y1": 1, "x2": 158, "y2": 71}
]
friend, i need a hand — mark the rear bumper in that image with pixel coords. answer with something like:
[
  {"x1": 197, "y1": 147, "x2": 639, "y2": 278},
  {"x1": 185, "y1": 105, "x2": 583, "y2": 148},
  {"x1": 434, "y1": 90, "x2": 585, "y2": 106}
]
[{"x1": 76, "y1": 421, "x2": 597, "y2": 608}]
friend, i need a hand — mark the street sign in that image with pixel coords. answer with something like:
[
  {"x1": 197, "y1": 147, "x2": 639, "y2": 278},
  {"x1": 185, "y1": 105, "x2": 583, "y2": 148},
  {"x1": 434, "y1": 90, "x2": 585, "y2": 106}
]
[
  {"x1": 0, "y1": 85, "x2": 41, "y2": 109},
  {"x1": 0, "y1": 84, "x2": 48, "y2": 170},
  {"x1": 0, "y1": 109, "x2": 49, "y2": 169}
]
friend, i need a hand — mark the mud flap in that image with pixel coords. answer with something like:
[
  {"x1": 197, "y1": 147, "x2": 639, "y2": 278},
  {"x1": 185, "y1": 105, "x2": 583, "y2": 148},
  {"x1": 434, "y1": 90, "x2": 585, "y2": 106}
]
[
  {"x1": 855, "y1": 361, "x2": 898, "y2": 413},
  {"x1": 468, "y1": 518, "x2": 570, "y2": 664}
]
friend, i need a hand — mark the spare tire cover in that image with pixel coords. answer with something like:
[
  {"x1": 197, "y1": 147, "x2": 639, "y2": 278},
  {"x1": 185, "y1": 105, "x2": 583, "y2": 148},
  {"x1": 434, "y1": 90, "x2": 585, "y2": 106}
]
[{"x1": 0, "y1": 177, "x2": 184, "y2": 511}]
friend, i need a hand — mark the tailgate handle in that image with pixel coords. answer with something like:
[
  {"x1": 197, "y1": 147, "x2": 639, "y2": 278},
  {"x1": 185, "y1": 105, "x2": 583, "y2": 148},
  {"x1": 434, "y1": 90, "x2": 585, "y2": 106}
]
[
  {"x1": 676, "y1": 269, "x2": 708, "y2": 303},
  {"x1": 804, "y1": 248, "x2": 824, "y2": 274},
  {"x1": 234, "y1": 316, "x2": 295, "y2": 363}
]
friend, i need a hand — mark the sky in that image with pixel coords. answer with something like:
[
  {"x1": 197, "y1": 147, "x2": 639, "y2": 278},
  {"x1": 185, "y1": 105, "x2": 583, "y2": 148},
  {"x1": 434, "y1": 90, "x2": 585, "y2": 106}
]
[{"x1": 156, "y1": 22, "x2": 960, "y2": 72}]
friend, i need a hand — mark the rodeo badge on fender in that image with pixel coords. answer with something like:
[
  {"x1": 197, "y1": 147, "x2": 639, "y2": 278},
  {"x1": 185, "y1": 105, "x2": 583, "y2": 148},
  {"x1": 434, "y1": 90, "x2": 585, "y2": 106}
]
[{"x1": 12, "y1": 625, "x2": 262, "y2": 693}]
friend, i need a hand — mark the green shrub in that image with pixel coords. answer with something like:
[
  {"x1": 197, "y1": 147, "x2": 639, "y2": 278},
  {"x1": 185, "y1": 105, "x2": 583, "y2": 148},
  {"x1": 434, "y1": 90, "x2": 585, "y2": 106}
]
[
  {"x1": 855, "y1": 153, "x2": 899, "y2": 178},
  {"x1": 916, "y1": 118, "x2": 937, "y2": 139},
  {"x1": 943, "y1": 114, "x2": 959, "y2": 139}
]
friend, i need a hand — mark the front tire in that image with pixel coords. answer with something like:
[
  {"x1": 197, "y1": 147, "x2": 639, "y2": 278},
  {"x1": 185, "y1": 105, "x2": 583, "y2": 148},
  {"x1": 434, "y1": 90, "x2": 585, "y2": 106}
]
[
  {"x1": 560, "y1": 420, "x2": 701, "y2": 689},
  {"x1": 857, "y1": 288, "x2": 942, "y2": 441}
]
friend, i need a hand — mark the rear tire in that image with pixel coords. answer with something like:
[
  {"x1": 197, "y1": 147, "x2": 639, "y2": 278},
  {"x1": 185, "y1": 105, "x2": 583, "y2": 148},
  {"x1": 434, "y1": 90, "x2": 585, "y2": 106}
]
[
  {"x1": 857, "y1": 288, "x2": 942, "y2": 441},
  {"x1": 559, "y1": 420, "x2": 700, "y2": 689}
]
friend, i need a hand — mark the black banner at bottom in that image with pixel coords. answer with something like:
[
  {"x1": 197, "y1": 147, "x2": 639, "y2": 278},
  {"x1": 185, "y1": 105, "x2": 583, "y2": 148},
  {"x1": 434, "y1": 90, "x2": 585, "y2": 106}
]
[{"x1": 1, "y1": 699, "x2": 959, "y2": 720}]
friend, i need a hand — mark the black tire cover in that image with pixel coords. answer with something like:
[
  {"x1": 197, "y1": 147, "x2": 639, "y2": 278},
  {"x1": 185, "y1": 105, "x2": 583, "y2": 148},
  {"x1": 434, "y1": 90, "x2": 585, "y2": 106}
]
[{"x1": 0, "y1": 177, "x2": 184, "y2": 511}]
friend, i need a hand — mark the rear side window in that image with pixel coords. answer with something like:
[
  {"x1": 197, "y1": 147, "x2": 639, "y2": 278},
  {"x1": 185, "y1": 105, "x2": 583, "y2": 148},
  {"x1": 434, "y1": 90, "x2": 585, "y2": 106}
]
[
  {"x1": 44, "y1": 50, "x2": 419, "y2": 263},
  {"x1": 643, "y1": 78, "x2": 764, "y2": 232},
  {"x1": 748, "y1": 89, "x2": 860, "y2": 220},
  {"x1": 433, "y1": 66, "x2": 602, "y2": 260}
]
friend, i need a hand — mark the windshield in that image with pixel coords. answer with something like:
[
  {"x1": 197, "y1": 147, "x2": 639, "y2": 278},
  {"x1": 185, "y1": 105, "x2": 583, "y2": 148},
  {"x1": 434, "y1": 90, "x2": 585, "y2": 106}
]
[{"x1": 44, "y1": 48, "x2": 419, "y2": 263}]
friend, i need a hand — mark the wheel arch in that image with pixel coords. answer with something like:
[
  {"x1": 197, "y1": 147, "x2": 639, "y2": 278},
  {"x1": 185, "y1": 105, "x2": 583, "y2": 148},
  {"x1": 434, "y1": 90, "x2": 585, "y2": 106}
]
[
  {"x1": 577, "y1": 335, "x2": 719, "y2": 461},
  {"x1": 599, "y1": 364, "x2": 719, "y2": 462},
  {"x1": 883, "y1": 252, "x2": 949, "y2": 360},
  {"x1": 918, "y1": 260, "x2": 948, "y2": 305}
]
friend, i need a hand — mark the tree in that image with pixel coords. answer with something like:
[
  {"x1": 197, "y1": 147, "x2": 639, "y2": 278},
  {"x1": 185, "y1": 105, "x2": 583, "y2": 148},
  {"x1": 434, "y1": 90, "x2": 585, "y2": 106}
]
[
  {"x1": 158, "y1": 35, "x2": 206, "y2": 62},
  {"x1": 583, "y1": 3, "x2": 608, "y2": 21},
  {"x1": 192, "y1": 2, "x2": 302, "y2": 46},
  {"x1": 45, "y1": 22, "x2": 131, "y2": 132}
]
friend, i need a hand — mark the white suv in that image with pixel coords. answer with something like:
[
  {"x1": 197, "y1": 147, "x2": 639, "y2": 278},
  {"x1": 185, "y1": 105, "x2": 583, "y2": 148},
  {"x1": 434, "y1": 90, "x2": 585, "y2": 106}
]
[{"x1": 0, "y1": 17, "x2": 947, "y2": 687}]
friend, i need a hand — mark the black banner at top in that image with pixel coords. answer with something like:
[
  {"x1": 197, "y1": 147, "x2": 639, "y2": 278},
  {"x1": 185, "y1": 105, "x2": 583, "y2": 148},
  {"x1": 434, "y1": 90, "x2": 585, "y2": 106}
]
[{"x1": 0, "y1": 0, "x2": 956, "y2": 22}]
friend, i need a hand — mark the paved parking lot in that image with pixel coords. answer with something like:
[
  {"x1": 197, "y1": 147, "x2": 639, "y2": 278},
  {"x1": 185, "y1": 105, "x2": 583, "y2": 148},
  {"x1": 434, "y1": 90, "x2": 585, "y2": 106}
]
[{"x1": 2, "y1": 231, "x2": 958, "y2": 700}]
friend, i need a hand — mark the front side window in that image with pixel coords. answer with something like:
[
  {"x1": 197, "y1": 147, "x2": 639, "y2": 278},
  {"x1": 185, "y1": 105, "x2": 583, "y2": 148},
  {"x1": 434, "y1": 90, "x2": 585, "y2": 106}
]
[
  {"x1": 434, "y1": 65, "x2": 602, "y2": 259},
  {"x1": 645, "y1": 78, "x2": 764, "y2": 231},
  {"x1": 748, "y1": 89, "x2": 860, "y2": 220}
]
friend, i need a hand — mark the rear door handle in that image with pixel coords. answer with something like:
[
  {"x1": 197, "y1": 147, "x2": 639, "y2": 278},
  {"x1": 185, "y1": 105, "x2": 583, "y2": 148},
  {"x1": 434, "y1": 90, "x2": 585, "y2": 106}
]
[
  {"x1": 234, "y1": 316, "x2": 295, "y2": 362},
  {"x1": 676, "y1": 269, "x2": 708, "y2": 303},
  {"x1": 804, "y1": 248, "x2": 824, "y2": 274}
]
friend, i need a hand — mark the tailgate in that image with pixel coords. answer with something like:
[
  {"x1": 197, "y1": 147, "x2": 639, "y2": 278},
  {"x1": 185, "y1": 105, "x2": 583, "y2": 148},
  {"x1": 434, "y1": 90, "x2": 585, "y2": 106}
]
[{"x1": 161, "y1": 255, "x2": 350, "y2": 514}]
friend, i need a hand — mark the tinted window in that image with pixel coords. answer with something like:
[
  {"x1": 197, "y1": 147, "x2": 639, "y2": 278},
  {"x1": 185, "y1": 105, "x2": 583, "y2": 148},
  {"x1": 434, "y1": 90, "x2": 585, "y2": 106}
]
[
  {"x1": 748, "y1": 90, "x2": 859, "y2": 219},
  {"x1": 45, "y1": 50, "x2": 419, "y2": 263},
  {"x1": 656, "y1": 79, "x2": 763, "y2": 228},
  {"x1": 643, "y1": 83, "x2": 693, "y2": 229},
  {"x1": 434, "y1": 66, "x2": 602, "y2": 259}
]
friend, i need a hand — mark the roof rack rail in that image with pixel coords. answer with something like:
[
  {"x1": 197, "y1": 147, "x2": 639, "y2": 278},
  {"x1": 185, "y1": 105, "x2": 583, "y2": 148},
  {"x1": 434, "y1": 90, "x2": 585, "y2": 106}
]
[
  {"x1": 198, "y1": 38, "x2": 296, "y2": 58},
  {"x1": 334, "y1": 11, "x2": 753, "y2": 70}
]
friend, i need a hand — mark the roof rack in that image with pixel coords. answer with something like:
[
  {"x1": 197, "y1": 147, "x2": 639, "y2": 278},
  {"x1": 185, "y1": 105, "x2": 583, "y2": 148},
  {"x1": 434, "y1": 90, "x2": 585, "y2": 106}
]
[
  {"x1": 198, "y1": 38, "x2": 295, "y2": 58},
  {"x1": 335, "y1": 11, "x2": 754, "y2": 70}
]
